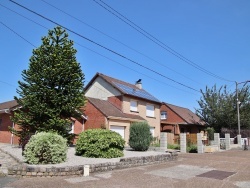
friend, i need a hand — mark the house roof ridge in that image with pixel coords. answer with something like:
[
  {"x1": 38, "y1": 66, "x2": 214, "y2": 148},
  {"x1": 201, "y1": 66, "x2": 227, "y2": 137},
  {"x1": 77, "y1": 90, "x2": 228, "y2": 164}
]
[
  {"x1": 162, "y1": 102, "x2": 205, "y2": 125},
  {"x1": 99, "y1": 73, "x2": 161, "y2": 103},
  {"x1": 98, "y1": 73, "x2": 140, "y2": 90},
  {"x1": 163, "y1": 102, "x2": 190, "y2": 111}
]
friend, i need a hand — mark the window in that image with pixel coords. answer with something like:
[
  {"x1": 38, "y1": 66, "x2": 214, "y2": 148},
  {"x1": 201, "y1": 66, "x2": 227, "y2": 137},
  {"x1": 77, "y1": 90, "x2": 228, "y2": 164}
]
[
  {"x1": 146, "y1": 104, "x2": 154, "y2": 117},
  {"x1": 69, "y1": 122, "x2": 74, "y2": 134},
  {"x1": 130, "y1": 100, "x2": 138, "y2": 112},
  {"x1": 161, "y1": 111, "x2": 167, "y2": 119}
]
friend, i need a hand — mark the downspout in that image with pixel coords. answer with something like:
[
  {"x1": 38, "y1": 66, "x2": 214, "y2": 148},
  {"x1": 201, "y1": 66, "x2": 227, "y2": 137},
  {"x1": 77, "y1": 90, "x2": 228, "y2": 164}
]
[{"x1": 11, "y1": 121, "x2": 14, "y2": 145}]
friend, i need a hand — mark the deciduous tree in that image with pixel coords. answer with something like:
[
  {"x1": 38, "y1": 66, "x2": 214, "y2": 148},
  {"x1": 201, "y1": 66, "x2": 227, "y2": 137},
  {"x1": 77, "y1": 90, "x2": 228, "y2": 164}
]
[{"x1": 196, "y1": 85, "x2": 250, "y2": 133}]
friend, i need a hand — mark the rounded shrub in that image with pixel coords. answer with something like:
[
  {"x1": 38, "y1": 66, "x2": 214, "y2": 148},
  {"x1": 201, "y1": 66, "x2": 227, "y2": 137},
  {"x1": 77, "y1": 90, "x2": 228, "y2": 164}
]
[
  {"x1": 129, "y1": 122, "x2": 153, "y2": 151},
  {"x1": 75, "y1": 129, "x2": 125, "y2": 158},
  {"x1": 23, "y1": 132, "x2": 67, "y2": 164}
]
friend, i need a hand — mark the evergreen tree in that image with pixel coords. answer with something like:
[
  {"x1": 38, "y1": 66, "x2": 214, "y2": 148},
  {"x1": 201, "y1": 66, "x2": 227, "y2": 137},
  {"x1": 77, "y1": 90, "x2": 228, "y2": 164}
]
[{"x1": 11, "y1": 26, "x2": 85, "y2": 147}]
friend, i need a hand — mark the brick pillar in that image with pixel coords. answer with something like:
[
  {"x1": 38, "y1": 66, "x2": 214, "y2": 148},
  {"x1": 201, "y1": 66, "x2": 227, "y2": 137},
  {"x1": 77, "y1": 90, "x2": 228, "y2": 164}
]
[
  {"x1": 197, "y1": 133, "x2": 203, "y2": 153},
  {"x1": 180, "y1": 133, "x2": 186, "y2": 153},
  {"x1": 237, "y1": 135, "x2": 242, "y2": 147},
  {"x1": 225, "y1": 133, "x2": 230, "y2": 150},
  {"x1": 214, "y1": 133, "x2": 220, "y2": 150},
  {"x1": 160, "y1": 132, "x2": 167, "y2": 151}
]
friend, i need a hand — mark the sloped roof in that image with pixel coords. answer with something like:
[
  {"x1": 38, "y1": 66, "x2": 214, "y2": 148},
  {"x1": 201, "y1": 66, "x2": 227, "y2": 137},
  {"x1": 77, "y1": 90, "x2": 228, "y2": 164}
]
[
  {"x1": 88, "y1": 97, "x2": 145, "y2": 121},
  {"x1": 163, "y1": 102, "x2": 206, "y2": 125},
  {"x1": 86, "y1": 73, "x2": 161, "y2": 104},
  {"x1": 0, "y1": 100, "x2": 18, "y2": 110}
]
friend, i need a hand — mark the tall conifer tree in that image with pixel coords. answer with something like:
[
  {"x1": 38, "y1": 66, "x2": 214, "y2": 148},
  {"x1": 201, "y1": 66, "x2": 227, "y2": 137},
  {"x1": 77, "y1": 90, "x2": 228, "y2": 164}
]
[{"x1": 11, "y1": 26, "x2": 85, "y2": 146}]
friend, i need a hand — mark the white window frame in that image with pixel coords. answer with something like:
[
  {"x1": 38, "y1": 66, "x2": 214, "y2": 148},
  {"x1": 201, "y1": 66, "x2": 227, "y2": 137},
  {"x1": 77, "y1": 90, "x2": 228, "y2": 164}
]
[
  {"x1": 146, "y1": 104, "x2": 155, "y2": 117},
  {"x1": 130, "y1": 100, "x2": 138, "y2": 112},
  {"x1": 161, "y1": 111, "x2": 167, "y2": 119}
]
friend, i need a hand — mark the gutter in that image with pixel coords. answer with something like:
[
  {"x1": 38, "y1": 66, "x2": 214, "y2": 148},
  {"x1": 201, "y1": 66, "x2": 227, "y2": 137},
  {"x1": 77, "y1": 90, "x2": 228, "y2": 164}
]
[
  {"x1": 107, "y1": 116, "x2": 144, "y2": 122},
  {"x1": 0, "y1": 109, "x2": 10, "y2": 114}
]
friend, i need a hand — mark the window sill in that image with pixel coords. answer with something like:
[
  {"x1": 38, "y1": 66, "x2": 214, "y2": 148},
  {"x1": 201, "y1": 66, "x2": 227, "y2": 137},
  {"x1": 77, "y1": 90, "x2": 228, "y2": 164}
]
[
  {"x1": 146, "y1": 116, "x2": 156, "y2": 119},
  {"x1": 130, "y1": 110, "x2": 139, "y2": 113}
]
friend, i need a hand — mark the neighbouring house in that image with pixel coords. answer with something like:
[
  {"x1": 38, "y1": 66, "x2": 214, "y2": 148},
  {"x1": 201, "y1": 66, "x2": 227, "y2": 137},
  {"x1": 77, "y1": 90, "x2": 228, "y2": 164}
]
[
  {"x1": 84, "y1": 73, "x2": 162, "y2": 144},
  {"x1": 160, "y1": 102, "x2": 206, "y2": 143},
  {"x1": 0, "y1": 100, "x2": 19, "y2": 144},
  {"x1": 0, "y1": 99, "x2": 87, "y2": 144}
]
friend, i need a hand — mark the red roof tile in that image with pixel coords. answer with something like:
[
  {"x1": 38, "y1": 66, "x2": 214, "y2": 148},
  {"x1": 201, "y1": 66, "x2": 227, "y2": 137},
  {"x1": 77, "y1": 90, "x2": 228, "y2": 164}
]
[
  {"x1": 0, "y1": 100, "x2": 18, "y2": 110},
  {"x1": 163, "y1": 102, "x2": 206, "y2": 125},
  {"x1": 88, "y1": 97, "x2": 145, "y2": 121}
]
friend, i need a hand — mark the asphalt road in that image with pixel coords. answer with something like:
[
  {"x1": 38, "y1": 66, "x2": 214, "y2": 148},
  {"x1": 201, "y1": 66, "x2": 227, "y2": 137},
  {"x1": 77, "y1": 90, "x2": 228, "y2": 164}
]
[{"x1": 2, "y1": 149, "x2": 250, "y2": 188}]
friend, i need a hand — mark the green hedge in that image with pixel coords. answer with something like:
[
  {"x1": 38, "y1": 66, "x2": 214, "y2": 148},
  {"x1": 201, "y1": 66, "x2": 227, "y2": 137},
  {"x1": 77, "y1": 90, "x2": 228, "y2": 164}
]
[
  {"x1": 23, "y1": 132, "x2": 67, "y2": 164},
  {"x1": 75, "y1": 129, "x2": 125, "y2": 158},
  {"x1": 129, "y1": 122, "x2": 153, "y2": 151}
]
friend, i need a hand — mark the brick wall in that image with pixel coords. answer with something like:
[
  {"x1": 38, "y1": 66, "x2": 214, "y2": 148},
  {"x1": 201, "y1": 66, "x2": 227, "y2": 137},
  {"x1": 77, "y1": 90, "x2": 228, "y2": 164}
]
[
  {"x1": 0, "y1": 113, "x2": 19, "y2": 144},
  {"x1": 84, "y1": 101, "x2": 106, "y2": 130},
  {"x1": 108, "y1": 95, "x2": 122, "y2": 110},
  {"x1": 160, "y1": 104, "x2": 184, "y2": 123}
]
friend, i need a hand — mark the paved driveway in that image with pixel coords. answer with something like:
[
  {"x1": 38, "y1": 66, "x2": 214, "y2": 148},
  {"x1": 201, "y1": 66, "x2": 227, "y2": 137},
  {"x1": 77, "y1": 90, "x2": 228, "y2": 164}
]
[{"x1": 4, "y1": 149, "x2": 250, "y2": 188}]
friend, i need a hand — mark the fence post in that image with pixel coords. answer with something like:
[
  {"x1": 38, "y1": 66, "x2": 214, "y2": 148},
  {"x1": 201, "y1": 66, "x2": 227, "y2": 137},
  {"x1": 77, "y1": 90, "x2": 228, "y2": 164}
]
[
  {"x1": 197, "y1": 133, "x2": 204, "y2": 153},
  {"x1": 160, "y1": 132, "x2": 167, "y2": 151},
  {"x1": 237, "y1": 135, "x2": 242, "y2": 148},
  {"x1": 214, "y1": 133, "x2": 220, "y2": 150},
  {"x1": 225, "y1": 133, "x2": 230, "y2": 150},
  {"x1": 180, "y1": 133, "x2": 186, "y2": 153}
]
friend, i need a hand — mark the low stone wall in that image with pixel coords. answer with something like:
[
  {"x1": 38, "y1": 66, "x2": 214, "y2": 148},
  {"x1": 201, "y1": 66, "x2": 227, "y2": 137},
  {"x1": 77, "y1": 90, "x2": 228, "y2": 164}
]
[{"x1": 8, "y1": 153, "x2": 178, "y2": 177}]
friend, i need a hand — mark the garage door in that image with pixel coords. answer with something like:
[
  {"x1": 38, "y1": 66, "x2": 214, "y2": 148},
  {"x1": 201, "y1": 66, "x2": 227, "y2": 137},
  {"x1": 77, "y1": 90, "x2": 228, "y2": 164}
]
[{"x1": 110, "y1": 126, "x2": 125, "y2": 139}]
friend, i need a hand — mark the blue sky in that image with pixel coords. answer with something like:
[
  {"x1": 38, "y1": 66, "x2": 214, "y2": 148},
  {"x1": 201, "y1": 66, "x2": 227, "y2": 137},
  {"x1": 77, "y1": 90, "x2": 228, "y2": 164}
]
[{"x1": 0, "y1": 0, "x2": 250, "y2": 111}]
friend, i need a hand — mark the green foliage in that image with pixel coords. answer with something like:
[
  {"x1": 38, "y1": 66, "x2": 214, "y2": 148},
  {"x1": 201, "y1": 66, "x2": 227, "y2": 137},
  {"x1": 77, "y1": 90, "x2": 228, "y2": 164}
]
[
  {"x1": 75, "y1": 129, "x2": 125, "y2": 158},
  {"x1": 206, "y1": 127, "x2": 215, "y2": 140},
  {"x1": 150, "y1": 137, "x2": 160, "y2": 147},
  {"x1": 196, "y1": 85, "x2": 250, "y2": 132},
  {"x1": 168, "y1": 144, "x2": 197, "y2": 153},
  {"x1": 187, "y1": 145, "x2": 197, "y2": 153},
  {"x1": 23, "y1": 132, "x2": 67, "y2": 164},
  {"x1": 11, "y1": 26, "x2": 85, "y2": 147},
  {"x1": 129, "y1": 122, "x2": 153, "y2": 151},
  {"x1": 167, "y1": 144, "x2": 180, "y2": 150}
]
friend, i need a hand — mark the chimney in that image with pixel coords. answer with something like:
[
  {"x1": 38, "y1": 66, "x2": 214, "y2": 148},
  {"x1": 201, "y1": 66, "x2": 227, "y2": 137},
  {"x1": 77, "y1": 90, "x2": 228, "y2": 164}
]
[{"x1": 135, "y1": 79, "x2": 142, "y2": 89}]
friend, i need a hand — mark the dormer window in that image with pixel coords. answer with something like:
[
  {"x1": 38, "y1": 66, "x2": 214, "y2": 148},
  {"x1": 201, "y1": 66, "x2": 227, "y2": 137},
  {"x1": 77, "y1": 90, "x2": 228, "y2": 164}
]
[
  {"x1": 161, "y1": 111, "x2": 167, "y2": 119},
  {"x1": 130, "y1": 100, "x2": 138, "y2": 112}
]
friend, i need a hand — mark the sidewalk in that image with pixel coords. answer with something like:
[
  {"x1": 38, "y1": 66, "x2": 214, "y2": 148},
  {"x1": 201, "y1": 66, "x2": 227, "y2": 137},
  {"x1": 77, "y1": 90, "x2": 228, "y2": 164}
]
[
  {"x1": 0, "y1": 143, "x2": 176, "y2": 176},
  {"x1": 4, "y1": 148, "x2": 250, "y2": 188},
  {"x1": 0, "y1": 147, "x2": 19, "y2": 176}
]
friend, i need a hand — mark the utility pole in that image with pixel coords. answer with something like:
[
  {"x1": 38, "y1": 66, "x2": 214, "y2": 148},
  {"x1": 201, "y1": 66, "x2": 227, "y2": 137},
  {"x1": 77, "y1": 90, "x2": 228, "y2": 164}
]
[
  {"x1": 236, "y1": 82, "x2": 240, "y2": 135},
  {"x1": 236, "y1": 80, "x2": 250, "y2": 146}
]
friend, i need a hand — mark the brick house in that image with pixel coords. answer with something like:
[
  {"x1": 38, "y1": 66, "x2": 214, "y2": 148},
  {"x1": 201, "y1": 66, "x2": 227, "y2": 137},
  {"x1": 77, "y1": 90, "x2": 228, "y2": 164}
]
[
  {"x1": 84, "y1": 73, "x2": 162, "y2": 144},
  {"x1": 0, "y1": 100, "x2": 87, "y2": 144},
  {"x1": 0, "y1": 73, "x2": 161, "y2": 145},
  {"x1": 160, "y1": 102, "x2": 206, "y2": 135}
]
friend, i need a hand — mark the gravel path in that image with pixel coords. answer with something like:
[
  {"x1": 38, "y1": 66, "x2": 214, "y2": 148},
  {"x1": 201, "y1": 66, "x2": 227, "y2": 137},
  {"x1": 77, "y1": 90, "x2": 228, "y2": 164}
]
[{"x1": 0, "y1": 144, "x2": 165, "y2": 168}]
